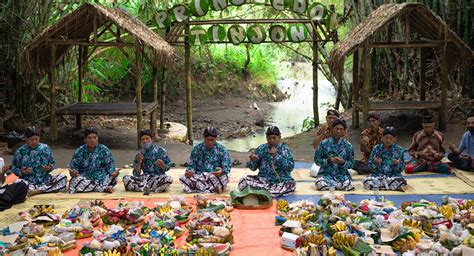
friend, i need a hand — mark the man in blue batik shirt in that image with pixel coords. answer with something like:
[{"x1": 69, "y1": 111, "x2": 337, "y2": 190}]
[{"x1": 449, "y1": 111, "x2": 474, "y2": 171}]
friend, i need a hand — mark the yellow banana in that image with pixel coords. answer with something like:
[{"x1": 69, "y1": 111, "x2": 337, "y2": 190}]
[{"x1": 439, "y1": 205, "x2": 454, "y2": 219}]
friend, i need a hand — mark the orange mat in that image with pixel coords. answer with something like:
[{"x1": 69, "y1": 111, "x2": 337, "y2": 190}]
[{"x1": 63, "y1": 198, "x2": 291, "y2": 256}]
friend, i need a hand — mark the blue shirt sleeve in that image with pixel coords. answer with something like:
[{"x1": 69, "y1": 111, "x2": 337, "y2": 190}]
[{"x1": 459, "y1": 132, "x2": 468, "y2": 154}]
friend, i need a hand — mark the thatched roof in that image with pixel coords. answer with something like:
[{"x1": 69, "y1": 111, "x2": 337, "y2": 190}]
[
  {"x1": 22, "y1": 3, "x2": 174, "y2": 73},
  {"x1": 329, "y1": 3, "x2": 474, "y2": 81}
]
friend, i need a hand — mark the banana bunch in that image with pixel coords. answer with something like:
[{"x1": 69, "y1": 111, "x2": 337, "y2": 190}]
[
  {"x1": 328, "y1": 247, "x2": 337, "y2": 256},
  {"x1": 276, "y1": 199, "x2": 289, "y2": 212},
  {"x1": 46, "y1": 248, "x2": 63, "y2": 256},
  {"x1": 99, "y1": 225, "x2": 110, "y2": 233},
  {"x1": 103, "y1": 249, "x2": 120, "y2": 256},
  {"x1": 201, "y1": 225, "x2": 215, "y2": 234},
  {"x1": 300, "y1": 232, "x2": 326, "y2": 247},
  {"x1": 158, "y1": 205, "x2": 172, "y2": 215},
  {"x1": 30, "y1": 235, "x2": 43, "y2": 247},
  {"x1": 391, "y1": 231, "x2": 422, "y2": 252},
  {"x1": 332, "y1": 232, "x2": 356, "y2": 249},
  {"x1": 218, "y1": 209, "x2": 230, "y2": 219},
  {"x1": 303, "y1": 213, "x2": 317, "y2": 222},
  {"x1": 181, "y1": 242, "x2": 194, "y2": 251},
  {"x1": 460, "y1": 200, "x2": 474, "y2": 211},
  {"x1": 330, "y1": 221, "x2": 347, "y2": 232},
  {"x1": 195, "y1": 247, "x2": 218, "y2": 256},
  {"x1": 439, "y1": 205, "x2": 454, "y2": 219},
  {"x1": 403, "y1": 219, "x2": 421, "y2": 229},
  {"x1": 464, "y1": 234, "x2": 474, "y2": 248},
  {"x1": 286, "y1": 214, "x2": 306, "y2": 224},
  {"x1": 392, "y1": 236, "x2": 417, "y2": 252},
  {"x1": 37, "y1": 205, "x2": 55, "y2": 213}
]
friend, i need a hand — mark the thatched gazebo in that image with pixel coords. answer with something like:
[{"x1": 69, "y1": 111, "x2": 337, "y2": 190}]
[
  {"x1": 22, "y1": 3, "x2": 174, "y2": 145},
  {"x1": 329, "y1": 3, "x2": 474, "y2": 130}
]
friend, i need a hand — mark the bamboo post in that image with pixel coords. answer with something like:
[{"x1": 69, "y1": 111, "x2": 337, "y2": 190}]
[
  {"x1": 76, "y1": 46, "x2": 83, "y2": 129},
  {"x1": 420, "y1": 48, "x2": 426, "y2": 101},
  {"x1": 439, "y1": 43, "x2": 448, "y2": 131},
  {"x1": 362, "y1": 41, "x2": 371, "y2": 128},
  {"x1": 135, "y1": 42, "x2": 143, "y2": 148},
  {"x1": 312, "y1": 35, "x2": 319, "y2": 127},
  {"x1": 185, "y1": 23, "x2": 193, "y2": 144},
  {"x1": 49, "y1": 45, "x2": 58, "y2": 142},
  {"x1": 352, "y1": 50, "x2": 360, "y2": 128},
  {"x1": 150, "y1": 62, "x2": 158, "y2": 138},
  {"x1": 159, "y1": 68, "x2": 167, "y2": 131}
]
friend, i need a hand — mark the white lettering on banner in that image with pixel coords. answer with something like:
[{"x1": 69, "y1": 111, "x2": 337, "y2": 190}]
[
  {"x1": 270, "y1": 26, "x2": 286, "y2": 42},
  {"x1": 173, "y1": 5, "x2": 189, "y2": 22},
  {"x1": 228, "y1": 26, "x2": 246, "y2": 44},
  {"x1": 155, "y1": 11, "x2": 168, "y2": 29},
  {"x1": 249, "y1": 26, "x2": 264, "y2": 43},
  {"x1": 191, "y1": 29, "x2": 206, "y2": 45},
  {"x1": 193, "y1": 0, "x2": 206, "y2": 16},
  {"x1": 292, "y1": 0, "x2": 306, "y2": 13},
  {"x1": 212, "y1": 0, "x2": 228, "y2": 10},
  {"x1": 271, "y1": 0, "x2": 285, "y2": 11},
  {"x1": 289, "y1": 26, "x2": 306, "y2": 42},
  {"x1": 308, "y1": 4, "x2": 325, "y2": 21}
]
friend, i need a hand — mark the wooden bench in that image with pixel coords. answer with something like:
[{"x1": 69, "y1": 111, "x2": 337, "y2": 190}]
[
  {"x1": 56, "y1": 102, "x2": 159, "y2": 134},
  {"x1": 352, "y1": 100, "x2": 442, "y2": 128},
  {"x1": 56, "y1": 102, "x2": 159, "y2": 116}
]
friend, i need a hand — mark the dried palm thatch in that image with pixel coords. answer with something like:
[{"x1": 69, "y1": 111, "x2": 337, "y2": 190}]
[
  {"x1": 21, "y1": 3, "x2": 174, "y2": 74},
  {"x1": 329, "y1": 3, "x2": 474, "y2": 81}
]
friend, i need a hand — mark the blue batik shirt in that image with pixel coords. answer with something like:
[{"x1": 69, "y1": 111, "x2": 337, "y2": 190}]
[
  {"x1": 314, "y1": 137, "x2": 354, "y2": 181},
  {"x1": 187, "y1": 142, "x2": 231, "y2": 174},
  {"x1": 247, "y1": 143, "x2": 295, "y2": 183},
  {"x1": 12, "y1": 143, "x2": 56, "y2": 184},
  {"x1": 69, "y1": 144, "x2": 115, "y2": 182},
  {"x1": 368, "y1": 143, "x2": 406, "y2": 176},
  {"x1": 458, "y1": 131, "x2": 474, "y2": 157},
  {"x1": 133, "y1": 144, "x2": 171, "y2": 176}
]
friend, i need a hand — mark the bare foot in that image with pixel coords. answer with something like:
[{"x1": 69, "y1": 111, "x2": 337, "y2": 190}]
[
  {"x1": 103, "y1": 186, "x2": 114, "y2": 193},
  {"x1": 395, "y1": 186, "x2": 406, "y2": 192},
  {"x1": 215, "y1": 187, "x2": 223, "y2": 194},
  {"x1": 27, "y1": 189, "x2": 42, "y2": 197}
]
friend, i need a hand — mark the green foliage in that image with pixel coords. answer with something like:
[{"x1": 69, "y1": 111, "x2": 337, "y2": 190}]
[{"x1": 301, "y1": 116, "x2": 315, "y2": 131}]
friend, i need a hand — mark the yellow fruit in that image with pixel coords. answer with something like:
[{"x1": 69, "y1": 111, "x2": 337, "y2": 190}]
[
  {"x1": 331, "y1": 221, "x2": 347, "y2": 232},
  {"x1": 332, "y1": 232, "x2": 356, "y2": 249},
  {"x1": 439, "y1": 205, "x2": 454, "y2": 219},
  {"x1": 328, "y1": 247, "x2": 337, "y2": 256}
]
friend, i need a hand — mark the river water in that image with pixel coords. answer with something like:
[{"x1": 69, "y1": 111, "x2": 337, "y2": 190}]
[{"x1": 220, "y1": 62, "x2": 337, "y2": 152}]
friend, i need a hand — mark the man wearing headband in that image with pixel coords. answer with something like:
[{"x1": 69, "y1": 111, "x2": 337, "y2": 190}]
[
  {"x1": 310, "y1": 109, "x2": 348, "y2": 177},
  {"x1": 238, "y1": 126, "x2": 296, "y2": 197},
  {"x1": 69, "y1": 128, "x2": 119, "y2": 193},
  {"x1": 11, "y1": 127, "x2": 67, "y2": 196},
  {"x1": 448, "y1": 111, "x2": 474, "y2": 171},
  {"x1": 123, "y1": 129, "x2": 173, "y2": 194},
  {"x1": 314, "y1": 119, "x2": 355, "y2": 191},
  {"x1": 363, "y1": 127, "x2": 407, "y2": 191},
  {"x1": 179, "y1": 127, "x2": 231, "y2": 193},
  {"x1": 353, "y1": 112, "x2": 384, "y2": 174},
  {"x1": 406, "y1": 116, "x2": 450, "y2": 174}
]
